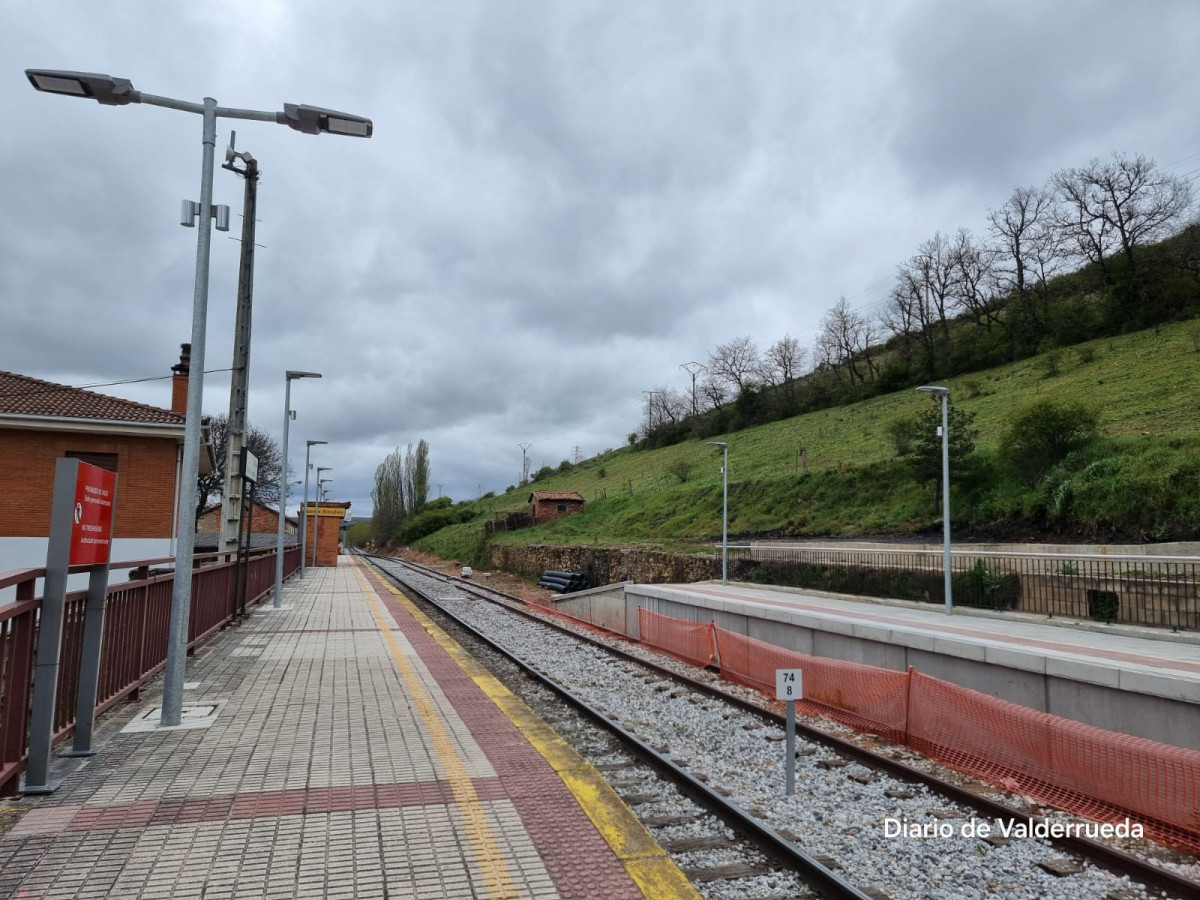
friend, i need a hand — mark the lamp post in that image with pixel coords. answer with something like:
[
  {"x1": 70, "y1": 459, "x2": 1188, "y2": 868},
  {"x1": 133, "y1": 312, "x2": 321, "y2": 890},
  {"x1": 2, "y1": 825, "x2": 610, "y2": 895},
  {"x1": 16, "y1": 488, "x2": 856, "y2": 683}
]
[
  {"x1": 312, "y1": 467, "x2": 332, "y2": 569},
  {"x1": 274, "y1": 372, "x2": 321, "y2": 607},
  {"x1": 707, "y1": 442, "x2": 729, "y2": 585},
  {"x1": 916, "y1": 385, "x2": 953, "y2": 615},
  {"x1": 26, "y1": 70, "x2": 372, "y2": 728},
  {"x1": 301, "y1": 440, "x2": 327, "y2": 579}
]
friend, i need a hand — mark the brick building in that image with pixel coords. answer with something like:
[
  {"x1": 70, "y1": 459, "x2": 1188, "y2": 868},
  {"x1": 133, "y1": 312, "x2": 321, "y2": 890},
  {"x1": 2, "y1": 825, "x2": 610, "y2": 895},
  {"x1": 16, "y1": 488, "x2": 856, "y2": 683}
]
[
  {"x1": 528, "y1": 491, "x2": 585, "y2": 526},
  {"x1": 303, "y1": 501, "x2": 351, "y2": 567},
  {"x1": 195, "y1": 501, "x2": 296, "y2": 550},
  {"x1": 0, "y1": 345, "x2": 212, "y2": 587}
]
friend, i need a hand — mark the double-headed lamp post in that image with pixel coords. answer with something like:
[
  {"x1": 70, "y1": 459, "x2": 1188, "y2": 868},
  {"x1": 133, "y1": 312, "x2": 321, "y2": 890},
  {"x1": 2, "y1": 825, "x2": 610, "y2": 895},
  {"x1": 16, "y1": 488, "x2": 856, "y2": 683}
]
[
  {"x1": 26, "y1": 69, "x2": 372, "y2": 727},
  {"x1": 916, "y1": 385, "x2": 953, "y2": 615},
  {"x1": 312, "y1": 467, "x2": 333, "y2": 568},
  {"x1": 301, "y1": 440, "x2": 328, "y2": 579},
  {"x1": 707, "y1": 442, "x2": 729, "y2": 585},
  {"x1": 274, "y1": 371, "x2": 321, "y2": 607}
]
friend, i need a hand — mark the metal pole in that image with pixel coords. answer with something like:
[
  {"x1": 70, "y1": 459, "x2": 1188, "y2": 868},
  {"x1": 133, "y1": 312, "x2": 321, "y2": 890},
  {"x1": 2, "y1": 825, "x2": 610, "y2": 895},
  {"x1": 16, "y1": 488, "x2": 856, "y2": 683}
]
[
  {"x1": 301, "y1": 443, "x2": 312, "y2": 579},
  {"x1": 785, "y1": 699, "x2": 796, "y2": 796},
  {"x1": 63, "y1": 563, "x2": 111, "y2": 757},
  {"x1": 941, "y1": 393, "x2": 953, "y2": 615},
  {"x1": 312, "y1": 483, "x2": 322, "y2": 569},
  {"x1": 722, "y1": 444, "x2": 729, "y2": 586},
  {"x1": 273, "y1": 376, "x2": 292, "y2": 607},
  {"x1": 161, "y1": 97, "x2": 217, "y2": 729}
]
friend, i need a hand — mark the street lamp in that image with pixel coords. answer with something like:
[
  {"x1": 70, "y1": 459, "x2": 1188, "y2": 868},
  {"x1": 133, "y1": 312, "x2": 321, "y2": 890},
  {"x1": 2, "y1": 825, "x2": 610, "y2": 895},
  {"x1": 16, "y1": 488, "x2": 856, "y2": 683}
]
[
  {"x1": 274, "y1": 371, "x2": 321, "y2": 607},
  {"x1": 707, "y1": 442, "x2": 729, "y2": 585},
  {"x1": 312, "y1": 467, "x2": 333, "y2": 569},
  {"x1": 301, "y1": 440, "x2": 327, "y2": 579},
  {"x1": 916, "y1": 385, "x2": 953, "y2": 615},
  {"x1": 26, "y1": 69, "x2": 371, "y2": 728},
  {"x1": 274, "y1": 369, "x2": 321, "y2": 609}
]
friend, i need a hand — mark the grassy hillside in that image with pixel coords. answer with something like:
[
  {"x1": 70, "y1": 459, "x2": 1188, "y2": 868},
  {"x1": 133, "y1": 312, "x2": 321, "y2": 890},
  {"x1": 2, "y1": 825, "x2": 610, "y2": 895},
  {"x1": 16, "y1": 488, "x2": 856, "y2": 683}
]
[{"x1": 415, "y1": 320, "x2": 1200, "y2": 563}]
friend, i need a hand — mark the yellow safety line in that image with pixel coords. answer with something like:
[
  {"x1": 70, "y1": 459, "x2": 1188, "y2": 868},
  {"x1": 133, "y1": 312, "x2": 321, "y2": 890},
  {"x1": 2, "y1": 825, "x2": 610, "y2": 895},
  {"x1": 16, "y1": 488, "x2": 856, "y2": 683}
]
[
  {"x1": 355, "y1": 558, "x2": 703, "y2": 900},
  {"x1": 350, "y1": 562, "x2": 520, "y2": 900}
]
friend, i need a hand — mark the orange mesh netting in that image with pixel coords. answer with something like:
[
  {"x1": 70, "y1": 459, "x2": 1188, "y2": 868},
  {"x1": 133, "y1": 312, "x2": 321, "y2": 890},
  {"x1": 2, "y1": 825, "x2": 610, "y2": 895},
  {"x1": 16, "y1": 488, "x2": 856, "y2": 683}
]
[
  {"x1": 712, "y1": 626, "x2": 910, "y2": 742},
  {"x1": 638, "y1": 607, "x2": 716, "y2": 667},
  {"x1": 907, "y1": 669, "x2": 1200, "y2": 853},
  {"x1": 638, "y1": 610, "x2": 1200, "y2": 853}
]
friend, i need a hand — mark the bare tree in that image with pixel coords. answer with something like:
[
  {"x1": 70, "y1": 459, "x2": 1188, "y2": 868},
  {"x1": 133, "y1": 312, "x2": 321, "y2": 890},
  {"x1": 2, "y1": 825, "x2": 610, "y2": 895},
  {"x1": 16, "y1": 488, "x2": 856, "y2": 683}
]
[
  {"x1": 758, "y1": 334, "x2": 807, "y2": 389},
  {"x1": 988, "y1": 184, "x2": 1056, "y2": 299},
  {"x1": 900, "y1": 231, "x2": 958, "y2": 361},
  {"x1": 195, "y1": 413, "x2": 288, "y2": 522},
  {"x1": 1064, "y1": 153, "x2": 1193, "y2": 280},
  {"x1": 817, "y1": 297, "x2": 878, "y2": 384},
  {"x1": 699, "y1": 374, "x2": 731, "y2": 412},
  {"x1": 951, "y1": 228, "x2": 1000, "y2": 335},
  {"x1": 707, "y1": 335, "x2": 761, "y2": 394},
  {"x1": 988, "y1": 183, "x2": 1066, "y2": 336},
  {"x1": 1052, "y1": 153, "x2": 1193, "y2": 290},
  {"x1": 880, "y1": 271, "x2": 923, "y2": 367}
]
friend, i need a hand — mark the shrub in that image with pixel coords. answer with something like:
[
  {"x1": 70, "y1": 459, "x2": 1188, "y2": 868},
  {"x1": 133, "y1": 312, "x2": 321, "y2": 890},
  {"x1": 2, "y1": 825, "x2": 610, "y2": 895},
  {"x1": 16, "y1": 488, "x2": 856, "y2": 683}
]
[
  {"x1": 1039, "y1": 350, "x2": 1062, "y2": 377},
  {"x1": 1000, "y1": 399, "x2": 1100, "y2": 483},
  {"x1": 667, "y1": 458, "x2": 693, "y2": 483},
  {"x1": 885, "y1": 417, "x2": 921, "y2": 457}
]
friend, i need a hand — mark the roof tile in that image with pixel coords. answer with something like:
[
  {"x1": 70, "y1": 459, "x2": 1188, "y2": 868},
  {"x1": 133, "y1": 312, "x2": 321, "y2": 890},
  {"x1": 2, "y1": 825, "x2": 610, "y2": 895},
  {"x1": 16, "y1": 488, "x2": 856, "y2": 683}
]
[{"x1": 0, "y1": 370, "x2": 183, "y2": 425}]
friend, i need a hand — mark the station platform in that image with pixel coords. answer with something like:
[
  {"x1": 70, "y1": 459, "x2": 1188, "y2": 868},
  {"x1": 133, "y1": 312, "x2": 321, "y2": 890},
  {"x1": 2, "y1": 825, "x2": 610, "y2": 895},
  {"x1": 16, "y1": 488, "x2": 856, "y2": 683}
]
[
  {"x1": 0, "y1": 557, "x2": 699, "y2": 899},
  {"x1": 624, "y1": 581, "x2": 1200, "y2": 750}
]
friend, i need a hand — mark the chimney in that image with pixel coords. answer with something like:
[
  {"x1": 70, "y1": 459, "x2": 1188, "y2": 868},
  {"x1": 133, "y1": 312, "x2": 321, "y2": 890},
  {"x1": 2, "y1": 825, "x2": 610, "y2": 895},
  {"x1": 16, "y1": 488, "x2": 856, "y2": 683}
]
[{"x1": 171, "y1": 343, "x2": 190, "y2": 414}]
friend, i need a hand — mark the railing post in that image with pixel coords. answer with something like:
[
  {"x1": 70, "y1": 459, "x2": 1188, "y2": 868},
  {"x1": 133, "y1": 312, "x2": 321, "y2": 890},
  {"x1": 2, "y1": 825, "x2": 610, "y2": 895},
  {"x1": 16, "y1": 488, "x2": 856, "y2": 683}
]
[{"x1": 62, "y1": 566, "x2": 110, "y2": 757}]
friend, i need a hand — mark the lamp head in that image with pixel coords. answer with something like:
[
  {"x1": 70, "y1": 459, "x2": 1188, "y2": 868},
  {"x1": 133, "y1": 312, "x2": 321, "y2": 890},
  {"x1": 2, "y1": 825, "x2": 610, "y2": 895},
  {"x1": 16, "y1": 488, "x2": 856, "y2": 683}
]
[
  {"x1": 915, "y1": 385, "x2": 950, "y2": 397},
  {"x1": 286, "y1": 370, "x2": 322, "y2": 381},
  {"x1": 307, "y1": 440, "x2": 328, "y2": 448},
  {"x1": 281, "y1": 103, "x2": 372, "y2": 138},
  {"x1": 26, "y1": 69, "x2": 135, "y2": 105}
]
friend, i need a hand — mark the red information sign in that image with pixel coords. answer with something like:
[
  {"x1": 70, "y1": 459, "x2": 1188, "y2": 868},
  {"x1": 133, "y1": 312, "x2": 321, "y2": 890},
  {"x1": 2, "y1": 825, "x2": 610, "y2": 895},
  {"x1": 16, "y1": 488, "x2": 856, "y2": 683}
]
[{"x1": 69, "y1": 463, "x2": 117, "y2": 566}]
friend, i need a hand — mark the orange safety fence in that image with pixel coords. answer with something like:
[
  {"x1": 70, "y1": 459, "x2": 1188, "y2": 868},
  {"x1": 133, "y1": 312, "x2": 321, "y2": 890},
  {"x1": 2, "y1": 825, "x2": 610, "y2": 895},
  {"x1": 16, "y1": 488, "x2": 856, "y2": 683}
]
[
  {"x1": 637, "y1": 608, "x2": 1200, "y2": 853},
  {"x1": 712, "y1": 626, "x2": 910, "y2": 743},
  {"x1": 638, "y1": 607, "x2": 716, "y2": 667},
  {"x1": 907, "y1": 669, "x2": 1200, "y2": 854}
]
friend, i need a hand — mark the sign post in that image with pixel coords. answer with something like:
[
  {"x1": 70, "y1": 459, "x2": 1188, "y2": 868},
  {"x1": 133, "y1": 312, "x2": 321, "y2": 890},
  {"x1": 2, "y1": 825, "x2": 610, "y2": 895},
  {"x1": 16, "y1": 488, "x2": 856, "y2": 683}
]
[
  {"x1": 24, "y1": 459, "x2": 118, "y2": 791},
  {"x1": 775, "y1": 668, "x2": 803, "y2": 797}
]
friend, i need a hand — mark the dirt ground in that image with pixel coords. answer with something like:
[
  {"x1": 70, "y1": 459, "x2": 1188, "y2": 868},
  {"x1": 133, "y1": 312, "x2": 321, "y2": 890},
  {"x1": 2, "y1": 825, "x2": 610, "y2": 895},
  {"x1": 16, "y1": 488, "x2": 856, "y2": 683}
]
[{"x1": 383, "y1": 548, "x2": 556, "y2": 603}]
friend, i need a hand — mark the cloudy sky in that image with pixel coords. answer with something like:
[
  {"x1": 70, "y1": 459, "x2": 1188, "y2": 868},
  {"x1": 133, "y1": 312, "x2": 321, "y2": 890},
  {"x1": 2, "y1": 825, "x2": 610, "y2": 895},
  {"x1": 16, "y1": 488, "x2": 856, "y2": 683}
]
[{"x1": 3, "y1": 1, "x2": 1198, "y2": 517}]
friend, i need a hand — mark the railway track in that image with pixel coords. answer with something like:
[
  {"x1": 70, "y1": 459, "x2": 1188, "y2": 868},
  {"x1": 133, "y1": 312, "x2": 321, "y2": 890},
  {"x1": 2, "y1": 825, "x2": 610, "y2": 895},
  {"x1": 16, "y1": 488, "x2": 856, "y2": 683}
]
[{"x1": 360, "y1": 552, "x2": 1200, "y2": 900}]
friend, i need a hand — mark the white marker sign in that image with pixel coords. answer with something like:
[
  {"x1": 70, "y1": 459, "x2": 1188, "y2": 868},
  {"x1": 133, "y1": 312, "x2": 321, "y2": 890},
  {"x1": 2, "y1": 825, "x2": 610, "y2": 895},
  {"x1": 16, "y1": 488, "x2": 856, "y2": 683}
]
[{"x1": 775, "y1": 668, "x2": 803, "y2": 701}]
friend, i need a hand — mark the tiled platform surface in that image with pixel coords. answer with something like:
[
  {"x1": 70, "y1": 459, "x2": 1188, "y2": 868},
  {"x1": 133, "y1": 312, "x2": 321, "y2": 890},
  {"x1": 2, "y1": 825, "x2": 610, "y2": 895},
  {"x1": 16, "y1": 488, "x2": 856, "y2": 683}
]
[
  {"x1": 634, "y1": 582, "x2": 1200, "y2": 702},
  {"x1": 0, "y1": 558, "x2": 691, "y2": 899}
]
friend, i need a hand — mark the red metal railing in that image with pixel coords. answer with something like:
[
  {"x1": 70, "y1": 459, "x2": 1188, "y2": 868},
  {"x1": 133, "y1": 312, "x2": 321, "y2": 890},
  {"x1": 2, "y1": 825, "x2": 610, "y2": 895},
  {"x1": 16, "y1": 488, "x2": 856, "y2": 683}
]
[{"x1": 0, "y1": 545, "x2": 300, "y2": 795}]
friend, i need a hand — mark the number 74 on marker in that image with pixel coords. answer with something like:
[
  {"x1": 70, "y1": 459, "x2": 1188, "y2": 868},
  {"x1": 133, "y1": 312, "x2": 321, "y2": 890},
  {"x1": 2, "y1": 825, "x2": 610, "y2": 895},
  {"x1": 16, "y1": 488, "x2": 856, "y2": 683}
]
[{"x1": 775, "y1": 668, "x2": 803, "y2": 701}]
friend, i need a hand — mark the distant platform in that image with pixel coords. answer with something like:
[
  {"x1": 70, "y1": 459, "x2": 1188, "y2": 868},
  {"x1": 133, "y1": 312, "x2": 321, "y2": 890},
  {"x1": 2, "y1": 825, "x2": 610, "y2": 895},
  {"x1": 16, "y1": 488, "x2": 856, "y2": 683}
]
[{"x1": 599, "y1": 581, "x2": 1200, "y2": 750}]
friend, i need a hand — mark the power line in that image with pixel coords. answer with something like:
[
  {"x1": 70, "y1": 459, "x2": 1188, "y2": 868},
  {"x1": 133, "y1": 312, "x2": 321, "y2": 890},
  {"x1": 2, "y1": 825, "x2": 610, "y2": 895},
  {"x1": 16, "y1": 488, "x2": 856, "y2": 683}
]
[{"x1": 0, "y1": 367, "x2": 236, "y2": 401}]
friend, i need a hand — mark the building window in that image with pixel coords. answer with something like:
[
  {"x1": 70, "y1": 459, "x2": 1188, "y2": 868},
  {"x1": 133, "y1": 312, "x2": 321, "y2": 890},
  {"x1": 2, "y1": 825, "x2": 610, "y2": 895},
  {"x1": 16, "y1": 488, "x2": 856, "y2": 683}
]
[
  {"x1": 557, "y1": 504, "x2": 567, "y2": 513},
  {"x1": 65, "y1": 451, "x2": 118, "y2": 472}
]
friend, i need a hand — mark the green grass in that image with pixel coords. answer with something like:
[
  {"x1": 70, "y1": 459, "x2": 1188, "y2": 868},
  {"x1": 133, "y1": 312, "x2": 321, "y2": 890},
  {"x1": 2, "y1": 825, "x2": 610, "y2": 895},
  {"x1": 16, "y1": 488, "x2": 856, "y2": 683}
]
[{"x1": 415, "y1": 320, "x2": 1200, "y2": 560}]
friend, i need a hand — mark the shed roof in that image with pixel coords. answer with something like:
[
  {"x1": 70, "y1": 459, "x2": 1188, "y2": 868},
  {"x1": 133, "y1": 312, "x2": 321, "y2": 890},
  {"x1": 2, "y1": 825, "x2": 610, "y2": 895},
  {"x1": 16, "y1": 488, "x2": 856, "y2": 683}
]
[
  {"x1": 528, "y1": 491, "x2": 585, "y2": 503},
  {"x1": 0, "y1": 370, "x2": 183, "y2": 425}
]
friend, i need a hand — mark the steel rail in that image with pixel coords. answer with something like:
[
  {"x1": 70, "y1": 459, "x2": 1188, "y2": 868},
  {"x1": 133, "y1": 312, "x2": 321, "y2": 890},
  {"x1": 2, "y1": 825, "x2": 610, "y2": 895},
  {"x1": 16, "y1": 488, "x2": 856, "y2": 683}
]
[
  {"x1": 361, "y1": 552, "x2": 1200, "y2": 900},
  {"x1": 362, "y1": 554, "x2": 875, "y2": 900}
]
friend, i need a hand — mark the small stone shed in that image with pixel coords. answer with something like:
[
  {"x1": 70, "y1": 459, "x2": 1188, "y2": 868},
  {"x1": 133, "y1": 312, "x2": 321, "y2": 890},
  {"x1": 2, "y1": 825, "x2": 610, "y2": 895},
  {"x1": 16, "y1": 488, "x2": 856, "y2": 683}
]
[{"x1": 528, "y1": 491, "x2": 585, "y2": 526}]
